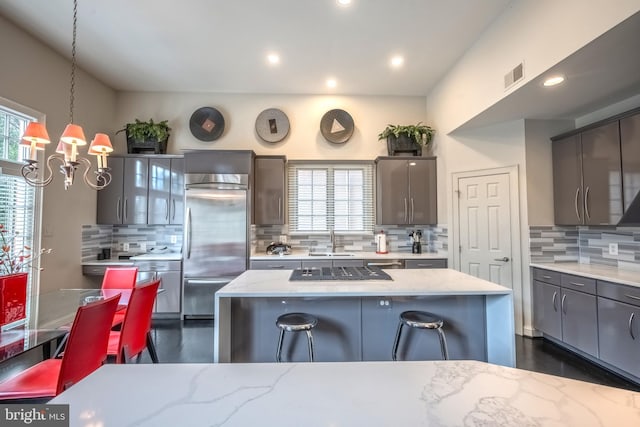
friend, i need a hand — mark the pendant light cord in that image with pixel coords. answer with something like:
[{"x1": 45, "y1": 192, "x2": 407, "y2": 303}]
[{"x1": 69, "y1": 0, "x2": 78, "y2": 124}]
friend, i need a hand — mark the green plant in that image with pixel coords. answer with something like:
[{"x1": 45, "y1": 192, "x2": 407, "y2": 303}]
[
  {"x1": 118, "y1": 119, "x2": 171, "y2": 142},
  {"x1": 377, "y1": 122, "x2": 435, "y2": 145},
  {"x1": 0, "y1": 224, "x2": 51, "y2": 275}
]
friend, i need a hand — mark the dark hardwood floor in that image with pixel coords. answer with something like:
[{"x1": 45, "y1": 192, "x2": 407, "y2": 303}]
[{"x1": 145, "y1": 319, "x2": 640, "y2": 392}]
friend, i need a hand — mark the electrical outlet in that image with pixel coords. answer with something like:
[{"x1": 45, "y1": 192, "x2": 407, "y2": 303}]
[
  {"x1": 122, "y1": 242, "x2": 129, "y2": 252},
  {"x1": 170, "y1": 235, "x2": 178, "y2": 244},
  {"x1": 378, "y1": 299, "x2": 392, "y2": 308},
  {"x1": 139, "y1": 242, "x2": 147, "y2": 252},
  {"x1": 608, "y1": 243, "x2": 618, "y2": 256}
]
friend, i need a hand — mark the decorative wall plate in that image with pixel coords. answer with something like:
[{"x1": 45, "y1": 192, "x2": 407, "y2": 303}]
[
  {"x1": 255, "y1": 108, "x2": 290, "y2": 143},
  {"x1": 189, "y1": 107, "x2": 225, "y2": 142},
  {"x1": 320, "y1": 109, "x2": 354, "y2": 144}
]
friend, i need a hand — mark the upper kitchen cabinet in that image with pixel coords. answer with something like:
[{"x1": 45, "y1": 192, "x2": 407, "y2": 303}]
[
  {"x1": 552, "y1": 121, "x2": 622, "y2": 225},
  {"x1": 97, "y1": 157, "x2": 149, "y2": 225},
  {"x1": 254, "y1": 156, "x2": 286, "y2": 225},
  {"x1": 375, "y1": 157, "x2": 437, "y2": 225},
  {"x1": 620, "y1": 111, "x2": 640, "y2": 212},
  {"x1": 148, "y1": 157, "x2": 184, "y2": 225}
]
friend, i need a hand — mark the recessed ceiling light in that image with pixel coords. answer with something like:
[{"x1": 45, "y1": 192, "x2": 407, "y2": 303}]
[
  {"x1": 326, "y1": 79, "x2": 337, "y2": 88},
  {"x1": 267, "y1": 53, "x2": 280, "y2": 65},
  {"x1": 390, "y1": 56, "x2": 404, "y2": 68},
  {"x1": 337, "y1": 0, "x2": 351, "y2": 6},
  {"x1": 543, "y1": 75, "x2": 565, "y2": 87}
]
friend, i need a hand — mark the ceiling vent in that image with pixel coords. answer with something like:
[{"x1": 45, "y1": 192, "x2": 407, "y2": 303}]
[{"x1": 504, "y1": 62, "x2": 524, "y2": 90}]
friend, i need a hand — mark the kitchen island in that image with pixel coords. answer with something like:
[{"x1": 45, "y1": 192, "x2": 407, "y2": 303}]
[
  {"x1": 50, "y1": 360, "x2": 640, "y2": 426},
  {"x1": 214, "y1": 268, "x2": 515, "y2": 366}
]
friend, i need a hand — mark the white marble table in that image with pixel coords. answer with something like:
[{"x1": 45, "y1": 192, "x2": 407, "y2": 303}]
[
  {"x1": 214, "y1": 269, "x2": 515, "y2": 366},
  {"x1": 50, "y1": 360, "x2": 640, "y2": 427}
]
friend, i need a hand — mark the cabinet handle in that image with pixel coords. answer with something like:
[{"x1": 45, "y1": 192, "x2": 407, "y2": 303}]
[
  {"x1": 278, "y1": 197, "x2": 282, "y2": 220},
  {"x1": 569, "y1": 281, "x2": 585, "y2": 287},
  {"x1": 584, "y1": 186, "x2": 591, "y2": 220},
  {"x1": 269, "y1": 265, "x2": 286, "y2": 269},
  {"x1": 416, "y1": 263, "x2": 432, "y2": 267},
  {"x1": 165, "y1": 199, "x2": 170, "y2": 221},
  {"x1": 117, "y1": 198, "x2": 122, "y2": 222},
  {"x1": 629, "y1": 312, "x2": 636, "y2": 340},
  {"x1": 367, "y1": 262, "x2": 403, "y2": 267},
  {"x1": 624, "y1": 294, "x2": 640, "y2": 301},
  {"x1": 172, "y1": 199, "x2": 176, "y2": 221},
  {"x1": 410, "y1": 198, "x2": 415, "y2": 223},
  {"x1": 186, "y1": 207, "x2": 192, "y2": 259},
  {"x1": 123, "y1": 198, "x2": 128, "y2": 221},
  {"x1": 574, "y1": 188, "x2": 581, "y2": 221},
  {"x1": 552, "y1": 291, "x2": 558, "y2": 312},
  {"x1": 404, "y1": 198, "x2": 408, "y2": 222},
  {"x1": 561, "y1": 294, "x2": 567, "y2": 314}
]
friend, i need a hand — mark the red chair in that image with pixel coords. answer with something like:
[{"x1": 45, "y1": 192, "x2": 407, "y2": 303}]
[
  {"x1": 0, "y1": 294, "x2": 120, "y2": 401},
  {"x1": 107, "y1": 279, "x2": 160, "y2": 363},
  {"x1": 102, "y1": 267, "x2": 138, "y2": 328}
]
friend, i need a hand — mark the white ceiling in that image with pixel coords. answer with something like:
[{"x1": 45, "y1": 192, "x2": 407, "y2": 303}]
[{"x1": 0, "y1": 0, "x2": 512, "y2": 95}]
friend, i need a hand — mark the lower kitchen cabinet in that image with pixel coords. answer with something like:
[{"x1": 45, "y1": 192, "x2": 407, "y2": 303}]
[
  {"x1": 532, "y1": 280, "x2": 562, "y2": 341},
  {"x1": 560, "y1": 288, "x2": 598, "y2": 357},
  {"x1": 404, "y1": 259, "x2": 447, "y2": 269},
  {"x1": 135, "y1": 260, "x2": 182, "y2": 318}
]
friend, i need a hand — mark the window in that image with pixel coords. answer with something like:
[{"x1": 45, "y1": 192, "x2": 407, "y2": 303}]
[{"x1": 288, "y1": 162, "x2": 374, "y2": 234}]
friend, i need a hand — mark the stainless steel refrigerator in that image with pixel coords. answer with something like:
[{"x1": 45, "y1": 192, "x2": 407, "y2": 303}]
[{"x1": 182, "y1": 173, "x2": 249, "y2": 319}]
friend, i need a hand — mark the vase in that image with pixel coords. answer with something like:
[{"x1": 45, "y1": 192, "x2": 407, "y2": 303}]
[
  {"x1": 0, "y1": 272, "x2": 28, "y2": 327},
  {"x1": 386, "y1": 135, "x2": 422, "y2": 156}
]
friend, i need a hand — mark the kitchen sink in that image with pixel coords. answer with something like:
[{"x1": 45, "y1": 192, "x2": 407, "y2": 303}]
[{"x1": 308, "y1": 252, "x2": 356, "y2": 257}]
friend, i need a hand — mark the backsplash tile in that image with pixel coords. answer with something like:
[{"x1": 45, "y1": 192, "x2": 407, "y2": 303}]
[{"x1": 82, "y1": 225, "x2": 183, "y2": 261}]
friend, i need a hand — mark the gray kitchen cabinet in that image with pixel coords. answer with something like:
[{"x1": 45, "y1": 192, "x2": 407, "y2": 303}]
[
  {"x1": 375, "y1": 157, "x2": 437, "y2": 225},
  {"x1": 97, "y1": 157, "x2": 148, "y2": 224},
  {"x1": 552, "y1": 122, "x2": 622, "y2": 225},
  {"x1": 533, "y1": 279, "x2": 562, "y2": 340},
  {"x1": 135, "y1": 260, "x2": 182, "y2": 318},
  {"x1": 148, "y1": 157, "x2": 184, "y2": 224},
  {"x1": 254, "y1": 156, "x2": 286, "y2": 225},
  {"x1": 560, "y1": 287, "x2": 598, "y2": 357},
  {"x1": 620, "y1": 111, "x2": 640, "y2": 212},
  {"x1": 249, "y1": 259, "x2": 302, "y2": 270},
  {"x1": 404, "y1": 259, "x2": 447, "y2": 269},
  {"x1": 597, "y1": 280, "x2": 640, "y2": 378}
]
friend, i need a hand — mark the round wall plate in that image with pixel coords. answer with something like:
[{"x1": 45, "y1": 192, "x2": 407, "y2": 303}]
[
  {"x1": 255, "y1": 108, "x2": 290, "y2": 143},
  {"x1": 189, "y1": 107, "x2": 225, "y2": 142},
  {"x1": 320, "y1": 109, "x2": 354, "y2": 144}
]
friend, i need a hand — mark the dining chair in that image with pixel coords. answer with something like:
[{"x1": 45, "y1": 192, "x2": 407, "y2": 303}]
[
  {"x1": 0, "y1": 294, "x2": 120, "y2": 401},
  {"x1": 102, "y1": 266, "x2": 138, "y2": 328},
  {"x1": 107, "y1": 279, "x2": 161, "y2": 364}
]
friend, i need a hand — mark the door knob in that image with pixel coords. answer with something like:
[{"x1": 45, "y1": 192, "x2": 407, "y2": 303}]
[{"x1": 494, "y1": 257, "x2": 510, "y2": 262}]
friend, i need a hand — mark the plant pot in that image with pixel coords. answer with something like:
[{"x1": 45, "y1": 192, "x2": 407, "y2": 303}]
[
  {"x1": 0, "y1": 273, "x2": 28, "y2": 326},
  {"x1": 386, "y1": 134, "x2": 422, "y2": 156},
  {"x1": 126, "y1": 131, "x2": 168, "y2": 154}
]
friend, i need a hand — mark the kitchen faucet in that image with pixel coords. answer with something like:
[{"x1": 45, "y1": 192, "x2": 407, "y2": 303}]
[{"x1": 329, "y1": 227, "x2": 336, "y2": 253}]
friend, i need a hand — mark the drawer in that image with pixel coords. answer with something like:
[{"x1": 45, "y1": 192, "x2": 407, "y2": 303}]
[
  {"x1": 561, "y1": 273, "x2": 596, "y2": 295},
  {"x1": 250, "y1": 260, "x2": 302, "y2": 270},
  {"x1": 134, "y1": 260, "x2": 182, "y2": 272},
  {"x1": 597, "y1": 280, "x2": 640, "y2": 307},
  {"x1": 532, "y1": 268, "x2": 561, "y2": 285},
  {"x1": 404, "y1": 259, "x2": 447, "y2": 269},
  {"x1": 332, "y1": 259, "x2": 365, "y2": 268}
]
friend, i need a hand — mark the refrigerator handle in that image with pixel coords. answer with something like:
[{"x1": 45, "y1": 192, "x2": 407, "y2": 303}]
[{"x1": 186, "y1": 207, "x2": 192, "y2": 259}]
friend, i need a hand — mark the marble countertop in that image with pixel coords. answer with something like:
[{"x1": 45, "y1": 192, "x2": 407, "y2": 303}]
[
  {"x1": 216, "y1": 268, "x2": 511, "y2": 297},
  {"x1": 251, "y1": 251, "x2": 447, "y2": 260},
  {"x1": 82, "y1": 259, "x2": 135, "y2": 266},
  {"x1": 129, "y1": 253, "x2": 182, "y2": 261},
  {"x1": 50, "y1": 360, "x2": 640, "y2": 427},
  {"x1": 530, "y1": 262, "x2": 640, "y2": 288}
]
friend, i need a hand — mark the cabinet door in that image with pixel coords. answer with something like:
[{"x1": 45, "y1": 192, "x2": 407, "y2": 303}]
[
  {"x1": 552, "y1": 135, "x2": 583, "y2": 225},
  {"x1": 376, "y1": 159, "x2": 409, "y2": 224},
  {"x1": 620, "y1": 112, "x2": 640, "y2": 212},
  {"x1": 580, "y1": 122, "x2": 622, "y2": 225},
  {"x1": 97, "y1": 157, "x2": 125, "y2": 224},
  {"x1": 404, "y1": 259, "x2": 447, "y2": 269},
  {"x1": 122, "y1": 157, "x2": 149, "y2": 225},
  {"x1": 156, "y1": 270, "x2": 181, "y2": 314},
  {"x1": 148, "y1": 158, "x2": 171, "y2": 225},
  {"x1": 533, "y1": 280, "x2": 562, "y2": 340},
  {"x1": 598, "y1": 296, "x2": 640, "y2": 378},
  {"x1": 170, "y1": 158, "x2": 184, "y2": 224},
  {"x1": 561, "y1": 288, "x2": 598, "y2": 357},
  {"x1": 408, "y1": 158, "x2": 437, "y2": 224},
  {"x1": 254, "y1": 157, "x2": 286, "y2": 225}
]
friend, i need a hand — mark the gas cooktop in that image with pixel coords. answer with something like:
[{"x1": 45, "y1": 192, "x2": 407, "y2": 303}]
[{"x1": 289, "y1": 266, "x2": 392, "y2": 281}]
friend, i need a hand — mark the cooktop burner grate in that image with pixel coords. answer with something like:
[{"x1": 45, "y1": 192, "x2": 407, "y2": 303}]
[{"x1": 289, "y1": 266, "x2": 392, "y2": 281}]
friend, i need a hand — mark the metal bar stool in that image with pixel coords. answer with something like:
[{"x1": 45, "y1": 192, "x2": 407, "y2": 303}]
[
  {"x1": 275, "y1": 312, "x2": 318, "y2": 362},
  {"x1": 392, "y1": 310, "x2": 449, "y2": 361}
]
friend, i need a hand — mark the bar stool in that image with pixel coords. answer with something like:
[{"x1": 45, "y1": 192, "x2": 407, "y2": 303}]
[
  {"x1": 275, "y1": 312, "x2": 318, "y2": 362},
  {"x1": 392, "y1": 310, "x2": 449, "y2": 361}
]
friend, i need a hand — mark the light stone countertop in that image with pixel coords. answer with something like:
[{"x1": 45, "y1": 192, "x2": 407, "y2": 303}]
[
  {"x1": 216, "y1": 268, "x2": 511, "y2": 298},
  {"x1": 250, "y1": 250, "x2": 447, "y2": 260},
  {"x1": 530, "y1": 262, "x2": 640, "y2": 288},
  {"x1": 50, "y1": 360, "x2": 640, "y2": 427},
  {"x1": 81, "y1": 259, "x2": 135, "y2": 267}
]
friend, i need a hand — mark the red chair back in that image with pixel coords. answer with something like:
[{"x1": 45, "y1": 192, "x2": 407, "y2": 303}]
[
  {"x1": 56, "y1": 294, "x2": 120, "y2": 394},
  {"x1": 115, "y1": 279, "x2": 160, "y2": 363},
  {"x1": 102, "y1": 267, "x2": 138, "y2": 290}
]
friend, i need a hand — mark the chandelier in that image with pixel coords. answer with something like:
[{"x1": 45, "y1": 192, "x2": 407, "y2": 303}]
[{"x1": 20, "y1": 0, "x2": 112, "y2": 191}]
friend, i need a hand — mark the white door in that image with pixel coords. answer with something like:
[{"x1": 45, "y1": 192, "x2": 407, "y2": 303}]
[{"x1": 457, "y1": 173, "x2": 512, "y2": 287}]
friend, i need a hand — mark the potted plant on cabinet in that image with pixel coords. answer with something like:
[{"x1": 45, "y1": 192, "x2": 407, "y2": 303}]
[
  {"x1": 378, "y1": 122, "x2": 435, "y2": 156},
  {"x1": 117, "y1": 118, "x2": 171, "y2": 154}
]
